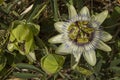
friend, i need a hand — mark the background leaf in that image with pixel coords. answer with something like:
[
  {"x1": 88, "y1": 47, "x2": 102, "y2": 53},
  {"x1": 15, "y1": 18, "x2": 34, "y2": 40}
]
[
  {"x1": 0, "y1": 56, "x2": 7, "y2": 71},
  {"x1": 16, "y1": 63, "x2": 43, "y2": 73},
  {"x1": 13, "y1": 72, "x2": 38, "y2": 79}
]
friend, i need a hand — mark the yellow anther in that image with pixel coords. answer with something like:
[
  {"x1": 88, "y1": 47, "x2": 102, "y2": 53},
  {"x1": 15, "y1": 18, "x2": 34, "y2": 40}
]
[
  {"x1": 77, "y1": 38, "x2": 89, "y2": 43},
  {"x1": 82, "y1": 27, "x2": 94, "y2": 34},
  {"x1": 68, "y1": 25, "x2": 79, "y2": 40},
  {"x1": 82, "y1": 21, "x2": 89, "y2": 25}
]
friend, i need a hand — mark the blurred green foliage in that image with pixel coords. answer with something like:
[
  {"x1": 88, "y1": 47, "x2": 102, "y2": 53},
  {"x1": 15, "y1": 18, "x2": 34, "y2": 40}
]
[{"x1": 0, "y1": 0, "x2": 120, "y2": 80}]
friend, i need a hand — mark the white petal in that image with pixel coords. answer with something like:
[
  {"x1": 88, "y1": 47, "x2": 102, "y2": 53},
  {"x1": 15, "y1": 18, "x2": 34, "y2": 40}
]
[
  {"x1": 83, "y1": 50, "x2": 96, "y2": 66},
  {"x1": 92, "y1": 10, "x2": 108, "y2": 27},
  {"x1": 54, "y1": 22, "x2": 69, "y2": 33},
  {"x1": 48, "y1": 34, "x2": 63, "y2": 44},
  {"x1": 70, "y1": 45, "x2": 83, "y2": 69},
  {"x1": 73, "y1": 52, "x2": 82, "y2": 62},
  {"x1": 97, "y1": 41, "x2": 111, "y2": 51},
  {"x1": 72, "y1": 53, "x2": 82, "y2": 69},
  {"x1": 79, "y1": 6, "x2": 90, "y2": 20},
  {"x1": 26, "y1": 51, "x2": 36, "y2": 62},
  {"x1": 55, "y1": 43, "x2": 72, "y2": 55},
  {"x1": 100, "y1": 31, "x2": 112, "y2": 42},
  {"x1": 68, "y1": 5, "x2": 77, "y2": 19}
]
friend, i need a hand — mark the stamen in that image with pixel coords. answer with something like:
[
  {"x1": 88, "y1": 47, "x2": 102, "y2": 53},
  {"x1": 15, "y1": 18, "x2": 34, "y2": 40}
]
[{"x1": 68, "y1": 21, "x2": 95, "y2": 45}]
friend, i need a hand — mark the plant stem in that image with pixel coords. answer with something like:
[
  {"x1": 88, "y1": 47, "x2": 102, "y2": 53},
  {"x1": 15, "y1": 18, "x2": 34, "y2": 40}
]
[
  {"x1": 1, "y1": 67, "x2": 14, "y2": 80},
  {"x1": 51, "y1": 0, "x2": 59, "y2": 21}
]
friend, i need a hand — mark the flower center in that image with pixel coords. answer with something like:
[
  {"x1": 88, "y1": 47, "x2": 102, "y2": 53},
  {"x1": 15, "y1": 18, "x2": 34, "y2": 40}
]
[{"x1": 68, "y1": 21, "x2": 94, "y2": 45}]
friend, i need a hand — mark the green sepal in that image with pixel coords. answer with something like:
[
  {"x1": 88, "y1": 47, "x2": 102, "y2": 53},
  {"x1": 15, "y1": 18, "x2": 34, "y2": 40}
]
[
  {"x1": 11, "y1": 24, "x2": 31, "y2": 42},
  {"x1": 28, "y1": 22, "x2": 40, "y2": 36},
  {"x1": 41, "y1": 54, "x2": 65, "y2": 74},
  {"x1": 25, "y1": 37, "x2": 35, "y2": 54}
]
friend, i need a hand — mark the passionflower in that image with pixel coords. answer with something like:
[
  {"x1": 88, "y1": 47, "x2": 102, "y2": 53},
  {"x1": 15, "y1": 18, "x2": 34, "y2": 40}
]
[{"x1": 48, "y1": 5, "x2": 112, "y2": 67}]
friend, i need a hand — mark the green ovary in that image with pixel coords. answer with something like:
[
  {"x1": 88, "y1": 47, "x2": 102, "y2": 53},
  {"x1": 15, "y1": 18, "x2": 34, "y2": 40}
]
[{"x1": 68, "y1": 21, "x2": 94, "y2": 44}]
